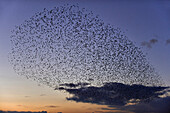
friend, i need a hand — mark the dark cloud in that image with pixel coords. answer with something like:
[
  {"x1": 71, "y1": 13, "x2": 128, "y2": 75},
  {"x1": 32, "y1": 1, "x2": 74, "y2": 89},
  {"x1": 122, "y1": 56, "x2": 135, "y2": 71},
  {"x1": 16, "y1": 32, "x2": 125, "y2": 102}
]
[
  {"x1": 100, "y1": 108, "x2": 118, "y2": 110},
  {"x1": 55, "y1": 87, "x2": 65, "y2": 90},
  {"x1": 95, "y1": 111, "x2": 121, "y2": 113},
  {"x1": 125, "y1": 96, "x2": 170, "y2": 113},
  {"x1": 44, "y1": 105, "x2": 59, "y2": 108},
  {"x1": 24, "y1": 96, "x2": 30, "y2": 98},
  {"x1": 0, "y1": 110, "x2": 47, "y2": 113},
  {"x1": 57, "y1": 82, "x2": 169, "y2": 113},
  {"x1": 141, "y1": 39, "x2": 158, "y2": 48},
  {"x1": 54, "y1": 82, "x2": 90, "y2": 90},
  {"x1": 64, "y1": 82, "x2": 168, "y2": 106},
  {"x1": 59, "y1": 82, "x2": 90, "y2": 88},
  {"x1": 166, "y1": 39, "x2": 170, "y2": 44}
]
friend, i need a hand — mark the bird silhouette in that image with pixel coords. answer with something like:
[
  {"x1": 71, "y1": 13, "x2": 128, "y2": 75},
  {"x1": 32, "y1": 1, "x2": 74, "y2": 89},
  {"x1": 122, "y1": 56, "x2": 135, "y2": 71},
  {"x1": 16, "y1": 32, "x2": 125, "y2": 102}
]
[{"x1": 9, "y1": 4, "x2": 164, "y2": 89}]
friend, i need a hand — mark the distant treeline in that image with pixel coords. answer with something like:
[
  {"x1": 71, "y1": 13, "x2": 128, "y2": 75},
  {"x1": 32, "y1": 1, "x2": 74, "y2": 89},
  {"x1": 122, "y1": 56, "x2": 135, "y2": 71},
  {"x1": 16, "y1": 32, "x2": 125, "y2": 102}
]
[{"x1": 0, "y1": 110, "x2": 47, "y2": 113}]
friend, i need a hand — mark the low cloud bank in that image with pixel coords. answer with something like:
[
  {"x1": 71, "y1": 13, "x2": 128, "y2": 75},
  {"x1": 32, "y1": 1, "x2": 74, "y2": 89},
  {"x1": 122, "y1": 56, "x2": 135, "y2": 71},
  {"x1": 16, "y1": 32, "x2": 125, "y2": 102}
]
[{"x1": 57, "y1": 82, "x2": 169, "y2": 113}]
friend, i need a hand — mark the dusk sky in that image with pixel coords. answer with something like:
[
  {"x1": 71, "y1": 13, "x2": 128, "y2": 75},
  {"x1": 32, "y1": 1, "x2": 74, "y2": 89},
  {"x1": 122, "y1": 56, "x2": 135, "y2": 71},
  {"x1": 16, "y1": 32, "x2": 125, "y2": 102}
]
[{"x1": 0, "y1": 0, "x2": 170, "y2": 113}]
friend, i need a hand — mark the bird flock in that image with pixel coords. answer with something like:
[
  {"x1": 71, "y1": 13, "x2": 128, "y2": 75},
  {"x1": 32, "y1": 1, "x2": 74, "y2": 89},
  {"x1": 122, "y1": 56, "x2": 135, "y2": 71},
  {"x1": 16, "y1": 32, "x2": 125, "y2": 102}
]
[{"x1": 9, "y1": 4, "x2": 164, "y2": 88}]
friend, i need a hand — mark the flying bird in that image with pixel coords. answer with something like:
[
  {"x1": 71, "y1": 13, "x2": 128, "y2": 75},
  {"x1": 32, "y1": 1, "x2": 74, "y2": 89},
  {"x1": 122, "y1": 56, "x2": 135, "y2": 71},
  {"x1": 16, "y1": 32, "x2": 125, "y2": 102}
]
[
  {"x1": 141, "y1": 39, "x2": 158, "y2": 48},
  {"x1": 9, "y1": 4, "x2": 164, "y2": 89},
  {"x1": 166, "y1": 39, "x2": 170, "y2": 45}
]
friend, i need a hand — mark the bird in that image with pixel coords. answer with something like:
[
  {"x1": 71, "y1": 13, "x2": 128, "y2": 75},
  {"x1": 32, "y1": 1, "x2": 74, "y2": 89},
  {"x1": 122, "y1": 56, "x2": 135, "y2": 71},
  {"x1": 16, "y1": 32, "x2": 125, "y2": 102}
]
[{"x1": 9, "y1": 4, "x2": 164, "y2": 90}]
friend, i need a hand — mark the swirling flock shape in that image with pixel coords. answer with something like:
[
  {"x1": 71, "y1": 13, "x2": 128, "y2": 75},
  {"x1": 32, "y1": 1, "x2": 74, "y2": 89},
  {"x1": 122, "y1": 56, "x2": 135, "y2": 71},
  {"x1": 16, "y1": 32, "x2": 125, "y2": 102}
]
[{"x1": 9, "y1": 4, "x2": 163, "y2": 88}]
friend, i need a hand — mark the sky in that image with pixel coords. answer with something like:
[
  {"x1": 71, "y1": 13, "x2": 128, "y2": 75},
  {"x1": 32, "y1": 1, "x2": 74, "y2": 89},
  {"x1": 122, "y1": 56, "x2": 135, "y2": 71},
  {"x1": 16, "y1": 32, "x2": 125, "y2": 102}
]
[{"x1": 0, "y1": 0, "x2": 170, "y2": 113}]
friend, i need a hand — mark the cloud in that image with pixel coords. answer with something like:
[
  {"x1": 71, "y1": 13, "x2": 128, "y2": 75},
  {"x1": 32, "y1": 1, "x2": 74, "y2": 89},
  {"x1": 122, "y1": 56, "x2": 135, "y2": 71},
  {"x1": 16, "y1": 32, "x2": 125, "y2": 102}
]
[
  {"x1": 0, "y1": 110, "x2": 47, "y2": 113},
  {"x1": 24, "y1": 96, "x2": 30, "y2": 98},
  {"x1": 101, "y1": 108, "x2": 118, "y2": 110},
  {"x1": 141, "y1": 39, "x2": 158, "y2": 48},
  {"x1": 100, "y1": 96, "x2": 170, "y2": 113},
  {"x1": 57, "y1": 82, "x2": 169, "y2": 113},
  {"x1": 125, "y1": 96, "x2": 170, "y2": 113},
  {"x1": 40, "y1": 94, "x2": 46, "y2": 96},
  {"x1": 55, "y1": 82, "x2": 90, "y2": 90},
  {"x1": 95, "y1": 111, "x2": 122, "y2": 113},
  {"x1": 44, "y1": 105, "x2": 59, "y2": 108},
  {"x1": 64, "y1": 82, "x2": 168, "y2": 106},
  {"x1": 166, "y1": 39, "x2": 170, "y2": 44}
]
